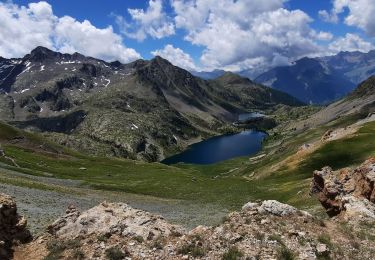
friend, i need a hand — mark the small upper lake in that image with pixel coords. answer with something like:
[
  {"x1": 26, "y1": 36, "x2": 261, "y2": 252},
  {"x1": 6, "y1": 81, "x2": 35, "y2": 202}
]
[
  {"x1": 238, "y1": 112, "x2": 264, "y2": 122},
  {"x1": 162, "y1": 130, "x2": 267, "y2": 165}
]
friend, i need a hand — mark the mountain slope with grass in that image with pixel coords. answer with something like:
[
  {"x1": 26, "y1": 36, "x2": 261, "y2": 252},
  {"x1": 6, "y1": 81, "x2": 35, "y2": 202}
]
[
  {"x1": 0, "y1": 47, "x2": 302, "y2": 161},
  {"x1": 0, "y1": 74, "x2": 374, "y2": 241}
]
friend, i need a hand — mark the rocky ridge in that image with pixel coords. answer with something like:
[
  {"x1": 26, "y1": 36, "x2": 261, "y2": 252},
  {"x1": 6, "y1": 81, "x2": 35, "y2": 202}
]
[
  {"x1": 7, "y1": 158, "x2": 375, "y2": 259},
  {"x1": 311, "y1": 157, "x2": 375, "y2": 220},
  {"x1": 0, "y1": 193, "x2": 31, "y2": 259},
  {"x1": 15, "y1": 198, "x2": 375, "y2": 259}
]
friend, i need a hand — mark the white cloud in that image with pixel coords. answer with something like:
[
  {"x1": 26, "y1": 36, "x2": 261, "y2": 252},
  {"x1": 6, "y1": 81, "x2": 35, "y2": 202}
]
[
  {"x1": 0, "y1": 1, "x2": 140, "y2": 63},
  {"x1": 314, "y1": 31, "x2": 334, "y2": 41},
  {"x1": 172, "y1": 0, "x2": 285, "y2": 31},
  {"x1": 320, "y1": 0, "x2": 375, "y2": 37},
  {"x1": 328, "y1": 33, "x2": 374, "y2": 53},
  {"x1": 116, "y1": 0, "x2": 175, "y2": 41},
  {"x1": 171, "y1": 0, "x2": 324, "y2": 71},
  {"x1": 54, "y1": 16, "x2": 140, "y2": 63},
  {"x1": 0, "y1": 1, "x2": 55, "y2": 58},
  {"x1": 151, "y1": 44, "x2": 197, "y2": 71},
  {"x1": 318, "y1": 10, "x2": 338, "y2": 23}
]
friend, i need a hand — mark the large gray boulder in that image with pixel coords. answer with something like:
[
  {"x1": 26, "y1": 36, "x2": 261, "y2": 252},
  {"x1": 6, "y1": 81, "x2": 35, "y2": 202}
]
[
  {"x1": 48, "y1": 202, "x2": 185, "y2": 240},
  {"x1": 258, "y1": 200, "x2": 299, "y2": 216}
]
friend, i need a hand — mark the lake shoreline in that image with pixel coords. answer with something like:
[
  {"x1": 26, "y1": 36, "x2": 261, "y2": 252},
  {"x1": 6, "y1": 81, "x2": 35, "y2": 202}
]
[{"x1": 162, "y1": 130, "x2": 267, "y2": 165}]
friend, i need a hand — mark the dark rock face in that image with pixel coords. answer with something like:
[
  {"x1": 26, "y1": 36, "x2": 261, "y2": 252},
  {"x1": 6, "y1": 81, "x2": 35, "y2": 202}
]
[
  {"x1": 13, "y1": 110, "x2": 86, "y2": 134},
  {"x1": 79, "y1": 63, "x2": 100, "y2": 77},
  {"x1": 311, "y1": 158, "x2": 375, "y2": 219},
  {"x1": 0, "y1": 193, "x2": 31, "y2": 259}
]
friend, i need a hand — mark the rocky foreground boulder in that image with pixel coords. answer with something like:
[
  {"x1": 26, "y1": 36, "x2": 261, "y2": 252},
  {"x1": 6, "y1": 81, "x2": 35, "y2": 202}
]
[
  {"x1": 0, "y1": 193, "x2": 31, "y2": 259},
  {"x1": 15, "y1": 199, "x2": 375, "y2": 259},
  {"x1": 11, "y1": 158, "x2": 375, "y2": 259},
  {"x1": 311, "y1": 157, "x2": 375, "y2": 220},
  {"x1": 47, "y1": 202, "x2": 185, "y2": 241}
]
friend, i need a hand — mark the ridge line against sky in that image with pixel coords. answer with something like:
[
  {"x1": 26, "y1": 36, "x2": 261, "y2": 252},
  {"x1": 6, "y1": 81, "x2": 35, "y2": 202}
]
[{"x1": 1, "y1": 0, "x2": 375, "y2": 72}]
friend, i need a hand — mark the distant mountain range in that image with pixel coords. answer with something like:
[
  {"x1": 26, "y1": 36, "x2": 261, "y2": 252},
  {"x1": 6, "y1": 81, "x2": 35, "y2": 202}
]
[
  {"x1": 192, "y1": 50, "x2": 375, "y2": 104},
  {"x1": 0, "y1": 47, "x2": 301, "y2": 161},
  {"x1": 255, "y1": 50, "x2": 375, "y2": 104},
  {"x1": 255, "y1": 57, "x2": 355, "y2": 104},
  {"x1": 191, "y1": 69, "x2": 226, "y2": 80}
]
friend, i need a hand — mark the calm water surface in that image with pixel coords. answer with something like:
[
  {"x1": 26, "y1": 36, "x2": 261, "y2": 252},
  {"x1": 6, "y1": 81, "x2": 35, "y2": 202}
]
[{"x1": 162, "y1": 130, "x2": 267, "y2": 165}]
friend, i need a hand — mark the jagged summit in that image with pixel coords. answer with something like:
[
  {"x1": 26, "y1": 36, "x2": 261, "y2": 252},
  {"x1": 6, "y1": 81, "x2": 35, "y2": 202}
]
[
  {"x1": 24, "y1": 46, "x2": 101, "y2": 64},
  {"x1": 151, "y1": 55, "x2": 172, "y2": 64},
  {"x1": 26, "y1": 46, "x2": 62, "y2": 62}
]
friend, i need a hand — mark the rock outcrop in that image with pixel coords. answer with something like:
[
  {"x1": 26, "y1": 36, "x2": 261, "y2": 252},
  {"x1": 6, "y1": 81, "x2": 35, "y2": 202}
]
[
  {"x1": 311, "y1": 157, "x2": 375, "y2": 220},
  {"x1": 47, "y1": 202, "x2": 184, "y2": 240},
  {"x1": 0, "y1": 193, "x2": 31, "y2": 259},
  {"x1": 16, "y1": 199, "x2": 374, "y2": 259}
]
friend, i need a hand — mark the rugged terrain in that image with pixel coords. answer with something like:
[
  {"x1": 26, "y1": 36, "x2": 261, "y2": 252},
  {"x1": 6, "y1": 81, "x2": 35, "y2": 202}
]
[
  {"x1": 0, "y1": 50, "x2": 374, "y2": 259},
  {"x1": 255, "y1": 50, "x2": 375, "y2": 104},
  {"x1": 255, "y1": 57, "x2": 355, "y2": 104},
  {"x1": 287, "y1": 75, "x2": 375, "y2": 131},
  {"x1": 0, "y1": 193, "x2": 31, "y2": 259},
  {"x1": 0, "y1": 74, "x2": 373, "y2": 235},
  {"x1": 8, "y1": 158, "x2": 375, "y2": 259},
  {"x1": 0, "y1": 47, "x2": 301, "y2": 161},
  {"x1": 311, "y1": 157, "x2": 375, "y2": 220}
]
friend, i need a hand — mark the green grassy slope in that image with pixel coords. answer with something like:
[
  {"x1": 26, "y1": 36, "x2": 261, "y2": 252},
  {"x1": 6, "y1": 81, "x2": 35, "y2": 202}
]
[{"x1": 1, "y1": 118, "x2": 374, "y2": 212}]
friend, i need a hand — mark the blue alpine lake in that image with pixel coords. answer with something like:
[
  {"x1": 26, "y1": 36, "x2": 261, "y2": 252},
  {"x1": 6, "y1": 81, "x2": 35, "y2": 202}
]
[{"x1": 162, "y1": 130, "x2": 267, "y2": 165}]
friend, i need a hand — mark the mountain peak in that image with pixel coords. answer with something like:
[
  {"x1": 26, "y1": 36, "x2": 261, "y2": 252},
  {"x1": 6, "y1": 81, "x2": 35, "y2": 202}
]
[
  {"x1": 28, "y1": 46, "x2": 59, "y2": 62},
  {"x1": 216, "y1": 71, "x2": 252, "y2": 85},
  {"x1": 150, "y1": 56, "x2": 174, "y2": 67},
  {"x1": 26, "y1": 46, "x2": 90, "y2": 63},
  {"x1": 294, "y1": 57, "x2": 321, "y2": 67}
]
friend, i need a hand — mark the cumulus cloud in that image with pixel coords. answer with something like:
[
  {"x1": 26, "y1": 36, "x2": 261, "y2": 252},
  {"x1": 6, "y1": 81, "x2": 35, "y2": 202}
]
[
  {"x1": 312, "y1": 31, "x2": 334, "y2": 41},
  {"x1": 319, "y1": 0, "x2": 375, "y2": 36},
  {"x1": 54, "y1": 16, "x2": 140, "y2": 62},
  {"x1": 318, "y1": 10, "x2": 339, "y2": 23},
  {"x1": 0, "y1": 1, "x2": 140, "y2": 63},
  {"x1": 328, "y1": 33, "x2": 374, "y2": 53},
  {"x1": 116, "y1": 0, "x2": 174, "y2": 41},
  {"x1": 171, "y1": 0, "x2": 325, "y2": 71},
  {"x1": 0, "y1": 1, "x2": 55, "y2": 58},
  {"x1": 151, "y1": 44, "x2": 197, "y2": 71}
]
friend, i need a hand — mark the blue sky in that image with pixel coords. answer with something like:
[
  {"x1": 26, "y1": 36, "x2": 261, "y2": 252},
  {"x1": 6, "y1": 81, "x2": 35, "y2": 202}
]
[{"x1": 2, "y1": 0, "x2": 375, "y2": 72}]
